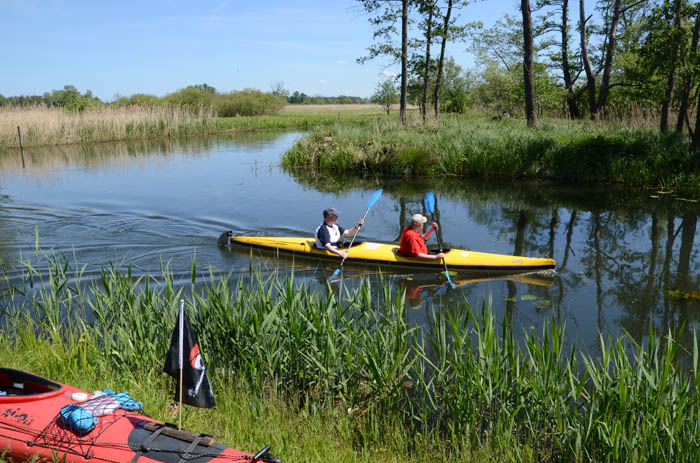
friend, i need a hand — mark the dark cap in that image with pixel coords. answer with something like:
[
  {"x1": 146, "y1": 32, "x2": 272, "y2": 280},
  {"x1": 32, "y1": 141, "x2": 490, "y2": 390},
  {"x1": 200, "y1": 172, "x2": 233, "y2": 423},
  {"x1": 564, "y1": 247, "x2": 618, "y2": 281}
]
[{"x1": 323, "y1": 208, "x2": 339, "y2": 218}]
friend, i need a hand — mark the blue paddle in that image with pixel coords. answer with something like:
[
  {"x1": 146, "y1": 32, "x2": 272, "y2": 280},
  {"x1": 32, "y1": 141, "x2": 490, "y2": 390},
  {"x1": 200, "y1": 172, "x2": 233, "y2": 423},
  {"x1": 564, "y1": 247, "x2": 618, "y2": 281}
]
[
  {"x1": 424, "y1": 192, "x2": 456, "y2": 288},
  {"x1": 329, "y1": 188, "x2": 383, "y2": 281}
]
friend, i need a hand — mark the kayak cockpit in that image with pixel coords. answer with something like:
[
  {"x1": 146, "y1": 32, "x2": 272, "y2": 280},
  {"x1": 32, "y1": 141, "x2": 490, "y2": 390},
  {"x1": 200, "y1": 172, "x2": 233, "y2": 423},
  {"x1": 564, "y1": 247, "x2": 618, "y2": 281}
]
[{"x1": 0, "y1": 368, "x2": 63, "y2": 401}]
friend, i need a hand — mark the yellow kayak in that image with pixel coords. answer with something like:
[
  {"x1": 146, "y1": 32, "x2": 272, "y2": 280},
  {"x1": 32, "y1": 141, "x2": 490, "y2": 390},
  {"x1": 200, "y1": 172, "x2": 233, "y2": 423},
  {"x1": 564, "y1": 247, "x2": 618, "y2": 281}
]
[{"x1": 229, "y1": 236, "x2": 556, "y2": 273}]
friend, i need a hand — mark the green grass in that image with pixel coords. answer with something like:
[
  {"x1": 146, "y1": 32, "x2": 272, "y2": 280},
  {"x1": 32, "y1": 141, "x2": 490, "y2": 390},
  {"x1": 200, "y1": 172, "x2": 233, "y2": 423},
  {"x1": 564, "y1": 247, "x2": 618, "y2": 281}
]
[
  {"x1": 281, "y1": 115, "x2": 700, "y2": 194},
  {"x1": 3, "y1": 252, "x2": 700, "y2": 462}
]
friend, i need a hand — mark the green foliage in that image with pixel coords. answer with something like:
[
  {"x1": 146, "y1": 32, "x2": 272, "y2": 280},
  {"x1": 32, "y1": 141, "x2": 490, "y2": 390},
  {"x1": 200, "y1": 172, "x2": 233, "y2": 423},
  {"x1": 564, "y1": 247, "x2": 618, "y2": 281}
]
[
  {"x1": 0, "y1": 85, "x2": 103, "y2": 109},
  {"x1": 215, "y1": 89, "x2": 286, "y2": 117},
  {"x1": 282, "y1": 116, "x2": 700, "y2": 193},
  {"x1": 407, "y1": 57, "x2": 473, "y2": 114},
  {"x1": 163, "y1": 85, "x2": 216, "y2": 109},
  {"x1": 113, "y1": 93, "x2": 163, "y2": 107},
  {"x1": 371, "y1": 79, "x2": 399, "y2": 115},
  {"x1": 5, "y1": 254, "x2": 700, "y2": 461}
]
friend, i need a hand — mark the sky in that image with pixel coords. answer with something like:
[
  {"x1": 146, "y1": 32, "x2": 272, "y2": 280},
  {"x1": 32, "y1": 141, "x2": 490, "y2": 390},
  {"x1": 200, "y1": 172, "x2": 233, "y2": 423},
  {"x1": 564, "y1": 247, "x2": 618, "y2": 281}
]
[{"x1": 1, "y1": 0, "x2": 517, "y2": 101}]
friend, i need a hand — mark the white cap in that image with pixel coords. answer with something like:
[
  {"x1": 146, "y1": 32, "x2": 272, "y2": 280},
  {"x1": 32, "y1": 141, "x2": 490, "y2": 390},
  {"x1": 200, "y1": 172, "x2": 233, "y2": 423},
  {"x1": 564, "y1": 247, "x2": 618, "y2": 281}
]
[{"x1": 411, "y1": 214, "x2": 428, "y2": 225}]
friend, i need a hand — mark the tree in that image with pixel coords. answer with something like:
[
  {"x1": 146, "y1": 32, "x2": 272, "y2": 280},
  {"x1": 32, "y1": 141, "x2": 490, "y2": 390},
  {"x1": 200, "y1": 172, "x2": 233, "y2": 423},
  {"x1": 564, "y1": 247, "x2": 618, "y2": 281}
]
[
  {"x1": 677, "y1": 5, "x2": 700, "y2": 132},
  {"x1": 372, "y1": 79, "x2": 400, "y2": 114},
  {"x1": 660, "y1": 0, "x2": 685, "y2": 132},
  {"x1": 420, "y1": 0, "x2": 435, "y2": 124},
  {"x1": 357, "y1": 0, "x2": 412, "y2": 125},
  {"x1": 579, "y1": 0, "x2": 650, "y2": 120},
  {"x1": 433, "y1": 0, "x2": 454, "y2": 118},
  {"x1": 400, "y1": 0, "x2": 410, "y2": 124},
  {"x1": 192, "y1": 83, "x2": 217, "y2": 94},
  {"x1": 269, "y1": 81, "x2": 289, "y2": 98},
  {"x1": 536, "y1": 0, "x2": 582, "y2": 119},
  {"x1": 522, "y1": 0, "x2": 538, "y2": 126}
]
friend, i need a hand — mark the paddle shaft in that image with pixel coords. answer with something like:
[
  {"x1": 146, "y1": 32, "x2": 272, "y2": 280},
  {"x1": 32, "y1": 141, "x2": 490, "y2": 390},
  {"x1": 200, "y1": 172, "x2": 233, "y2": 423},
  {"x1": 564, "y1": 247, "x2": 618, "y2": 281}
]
[
  {"x1": 427, "y1": 210, "x2": 455, "y2": 287},
  {"x1": 334, "y1": 208, "x2": 369, "y2": 272}
]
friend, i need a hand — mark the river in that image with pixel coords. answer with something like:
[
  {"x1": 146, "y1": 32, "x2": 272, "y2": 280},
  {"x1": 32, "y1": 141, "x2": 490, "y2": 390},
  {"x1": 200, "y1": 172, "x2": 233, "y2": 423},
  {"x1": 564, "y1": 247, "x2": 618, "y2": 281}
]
[{"x1": 1, "y1": 130, "x2": 699, "y2": 353}]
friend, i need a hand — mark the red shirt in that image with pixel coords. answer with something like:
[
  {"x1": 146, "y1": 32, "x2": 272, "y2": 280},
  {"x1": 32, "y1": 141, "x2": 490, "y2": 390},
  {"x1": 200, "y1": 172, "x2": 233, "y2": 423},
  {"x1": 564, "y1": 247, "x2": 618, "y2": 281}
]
[{"x1": 399, "y1": 226, "x2": 427, "y2": 257}]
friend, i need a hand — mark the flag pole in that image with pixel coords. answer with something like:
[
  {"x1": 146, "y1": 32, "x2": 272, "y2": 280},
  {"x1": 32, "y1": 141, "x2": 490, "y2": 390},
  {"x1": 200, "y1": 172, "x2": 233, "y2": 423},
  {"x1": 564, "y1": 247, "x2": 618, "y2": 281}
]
[{"x1": 178, "y1": 299, "x2": 184, "y2": 430}]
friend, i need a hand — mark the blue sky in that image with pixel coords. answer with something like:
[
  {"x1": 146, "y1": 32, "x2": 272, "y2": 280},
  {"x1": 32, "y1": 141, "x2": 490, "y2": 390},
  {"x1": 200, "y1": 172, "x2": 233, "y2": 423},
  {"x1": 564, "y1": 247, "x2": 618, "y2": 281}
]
[{"x1": 1, "y1": 0, "x2": 517, "y2": 101}]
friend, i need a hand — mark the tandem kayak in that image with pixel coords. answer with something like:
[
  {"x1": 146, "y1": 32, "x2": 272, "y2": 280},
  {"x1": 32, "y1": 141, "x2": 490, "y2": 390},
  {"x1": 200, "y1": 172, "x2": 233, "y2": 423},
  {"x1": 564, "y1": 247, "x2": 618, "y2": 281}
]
[
  {"x1": 228, "y1": 235, "x2": 556, "y2": 273},
  {"x1": 0, "y1": 368, "x2": 280, "y2": 463}
]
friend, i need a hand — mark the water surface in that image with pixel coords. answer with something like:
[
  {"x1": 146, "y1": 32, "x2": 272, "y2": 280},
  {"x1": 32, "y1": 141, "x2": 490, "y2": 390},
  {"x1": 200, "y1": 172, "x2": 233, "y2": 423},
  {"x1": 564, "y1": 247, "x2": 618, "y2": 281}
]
[{"x1": 1, "y1": 131, "x2": 699, "y2": 353}]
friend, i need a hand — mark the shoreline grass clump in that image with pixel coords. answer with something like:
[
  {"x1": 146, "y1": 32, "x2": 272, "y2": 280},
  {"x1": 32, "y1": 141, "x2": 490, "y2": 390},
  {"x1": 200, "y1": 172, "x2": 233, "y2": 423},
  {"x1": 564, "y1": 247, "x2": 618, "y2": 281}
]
[
  {"x1": 3, "y1": 253, "x2": 700, "y2": 461},
  {"x1": 281, "y1": 117, "x2": 700, "y2": 194}
]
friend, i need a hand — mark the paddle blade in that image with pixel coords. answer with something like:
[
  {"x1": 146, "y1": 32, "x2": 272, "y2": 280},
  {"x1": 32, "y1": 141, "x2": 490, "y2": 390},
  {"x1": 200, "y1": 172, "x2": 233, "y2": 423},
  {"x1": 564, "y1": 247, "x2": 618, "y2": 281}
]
[
  {"x1": 330, "y1": 268, "x2": 341, "y2": 280},
  {"x1": 424, "y1": 192, "x2": 435, "y2": 214},
  {"x1": 366, "y1": 189, "x2": 383, "y2": 209}
]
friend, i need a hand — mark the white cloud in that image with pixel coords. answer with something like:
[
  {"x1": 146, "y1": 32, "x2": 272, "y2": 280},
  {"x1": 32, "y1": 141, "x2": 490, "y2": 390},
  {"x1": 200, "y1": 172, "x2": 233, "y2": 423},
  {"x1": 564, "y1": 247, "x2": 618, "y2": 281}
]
[
  {"x1": 320, "y1": 80, "x2": 326, "y2": 84},
  {"x1": 336, "y1": 60, "x2": 346, "y2": 65},
  {"x1": 381, "y1": 70, "x2": 397, "y2": 78}
]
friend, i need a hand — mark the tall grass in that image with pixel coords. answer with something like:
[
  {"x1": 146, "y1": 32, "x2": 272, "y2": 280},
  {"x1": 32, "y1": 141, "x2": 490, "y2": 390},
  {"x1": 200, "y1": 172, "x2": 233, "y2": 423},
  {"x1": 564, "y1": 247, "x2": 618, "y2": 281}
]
[
  {"x1": 282, "y1": 116, "x2": 700, "y2": 194},
  {"x1": 0, "y1": 105, "x2": 217, "y2": 148},
  {"x1": 0, "y1": 105, "x2": 396, "y2": 149},
  {"x1": 3, "y1": 253, "x2": 700, "y2": 461}
]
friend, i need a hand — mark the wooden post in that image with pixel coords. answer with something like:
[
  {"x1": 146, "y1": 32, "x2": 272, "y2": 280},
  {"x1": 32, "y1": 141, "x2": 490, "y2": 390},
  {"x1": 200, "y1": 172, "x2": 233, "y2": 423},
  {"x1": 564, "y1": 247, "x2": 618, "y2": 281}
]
[
  {"x1": 17, "y1": 126, "x2": 25, "y2": 169},
  {"x1": 178, "y1": 299, "x2": 184, "y2": 430}
]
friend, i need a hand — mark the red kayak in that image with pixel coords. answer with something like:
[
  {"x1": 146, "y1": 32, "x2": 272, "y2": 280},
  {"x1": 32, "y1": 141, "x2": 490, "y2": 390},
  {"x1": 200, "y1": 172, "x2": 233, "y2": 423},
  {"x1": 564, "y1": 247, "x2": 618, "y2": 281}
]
[{"x1": 0, "y1": 368, "x2": 280, "y2": 463}]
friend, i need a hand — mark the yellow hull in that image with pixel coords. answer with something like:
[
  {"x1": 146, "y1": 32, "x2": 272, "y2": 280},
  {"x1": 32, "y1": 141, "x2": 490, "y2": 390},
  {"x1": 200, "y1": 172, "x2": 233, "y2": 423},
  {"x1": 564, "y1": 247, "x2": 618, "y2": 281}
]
[{"x1": 230, "y1": 236, "x2": 556, "y2": 273}]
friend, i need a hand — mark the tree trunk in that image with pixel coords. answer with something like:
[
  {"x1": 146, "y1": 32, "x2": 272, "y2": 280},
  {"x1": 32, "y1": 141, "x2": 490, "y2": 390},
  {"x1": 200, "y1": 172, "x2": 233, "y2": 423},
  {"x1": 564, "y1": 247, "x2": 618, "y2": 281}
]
[
  {"x1": 579, "y1": 0, "x2": 598, "y2": 118},
  {"x1": 693, "y1": 92, "x2": 700, "y2": 152},
  {"x1": 400, "y1": 0, "x2": 409, "y2": 125},
  {"x1": 677, "y1": 8, "x2": 700, "y2": 132},
  {"x1": 596, "y1": 0, "x2": 623, "y2": 120},
  {"x1": 521, "y1": 0, "x2": 538, "y2": 127},
  {"x1": 561, "y1": 0, "x2": 580, "y2": 119},
  {"x1": 661, "y1": 0, "x2": 683, "y2": 133},
  {"x1": 422, "y1": 1, "x2": 434, "y2": 125},
  {"x1": 433, "y1": 0, "x2": 453, "y2": 120}
]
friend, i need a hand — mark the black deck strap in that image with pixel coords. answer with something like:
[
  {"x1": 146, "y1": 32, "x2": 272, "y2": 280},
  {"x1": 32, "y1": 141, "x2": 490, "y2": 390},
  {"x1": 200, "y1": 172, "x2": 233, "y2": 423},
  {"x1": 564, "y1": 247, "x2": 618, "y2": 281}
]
[
  {"x1": 130, "y1": 424, "x2": 167, "y2": 463},
  {"x1": 177, "y1": 435, "x2": 204, "y2": 463}
]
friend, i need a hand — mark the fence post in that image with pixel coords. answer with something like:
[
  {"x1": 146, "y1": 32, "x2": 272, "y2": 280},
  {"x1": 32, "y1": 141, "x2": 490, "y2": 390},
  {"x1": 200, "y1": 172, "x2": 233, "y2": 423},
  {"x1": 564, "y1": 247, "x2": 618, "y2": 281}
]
[{"x1": 17, "y1": 126, "x2": 26, "y2": 169}]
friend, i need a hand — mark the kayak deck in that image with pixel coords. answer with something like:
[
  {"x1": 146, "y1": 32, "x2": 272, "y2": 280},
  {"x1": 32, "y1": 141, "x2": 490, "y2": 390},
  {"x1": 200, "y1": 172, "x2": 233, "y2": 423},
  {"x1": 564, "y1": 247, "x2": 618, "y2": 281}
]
[{"x1": 229, "y1": 236, "x2": 556, "y2": 273}]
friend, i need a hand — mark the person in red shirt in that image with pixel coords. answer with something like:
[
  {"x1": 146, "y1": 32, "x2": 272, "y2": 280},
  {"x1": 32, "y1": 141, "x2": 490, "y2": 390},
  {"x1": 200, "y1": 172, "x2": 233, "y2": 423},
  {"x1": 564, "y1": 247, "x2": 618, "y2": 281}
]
[{"x1": 399, "y1": 214, "x2": 445, "y2": 260}]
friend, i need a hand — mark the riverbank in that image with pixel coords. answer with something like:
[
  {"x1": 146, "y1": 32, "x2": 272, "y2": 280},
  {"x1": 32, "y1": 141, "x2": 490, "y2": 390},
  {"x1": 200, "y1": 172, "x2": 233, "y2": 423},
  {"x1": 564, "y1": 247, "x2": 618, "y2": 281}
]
[
  {"x1": 282, "y1": 116, "x2": 700, "y2": 195},
  {"x1": 3, "y1": 255, "x2": 700, "y2": 461}
]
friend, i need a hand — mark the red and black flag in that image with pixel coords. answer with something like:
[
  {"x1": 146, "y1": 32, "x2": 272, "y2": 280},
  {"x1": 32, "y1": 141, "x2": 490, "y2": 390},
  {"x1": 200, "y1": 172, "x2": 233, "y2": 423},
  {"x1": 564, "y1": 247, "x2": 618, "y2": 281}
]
[{"x1": 163, "y1": 300, "x2": 216, "y2": 408}]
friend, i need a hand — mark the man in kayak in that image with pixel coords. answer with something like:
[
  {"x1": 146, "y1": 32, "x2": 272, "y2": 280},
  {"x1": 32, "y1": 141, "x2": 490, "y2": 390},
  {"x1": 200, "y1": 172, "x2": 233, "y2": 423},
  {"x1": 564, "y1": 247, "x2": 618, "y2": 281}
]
[
  {"x1": 315, "y1": 208, "x2": 364, "y2": 258},
  {"x1": 399, "y1": 214, "x2": 445, "y2": 261}
]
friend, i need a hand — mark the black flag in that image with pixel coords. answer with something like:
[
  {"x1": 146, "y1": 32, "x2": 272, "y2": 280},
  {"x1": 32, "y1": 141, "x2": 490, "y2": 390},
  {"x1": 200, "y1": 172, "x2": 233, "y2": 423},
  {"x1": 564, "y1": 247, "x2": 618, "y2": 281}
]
[{"x1": 164, "y1": 301, "x2": 216, "y2": 408}]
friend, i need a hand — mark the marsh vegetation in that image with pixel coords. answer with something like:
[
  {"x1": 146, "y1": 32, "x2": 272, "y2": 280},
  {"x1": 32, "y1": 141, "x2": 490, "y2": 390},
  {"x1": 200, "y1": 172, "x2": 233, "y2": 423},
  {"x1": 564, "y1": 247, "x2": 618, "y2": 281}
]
[{"x1": 3, "y1": 254, "x2": 700, "y2": 462}]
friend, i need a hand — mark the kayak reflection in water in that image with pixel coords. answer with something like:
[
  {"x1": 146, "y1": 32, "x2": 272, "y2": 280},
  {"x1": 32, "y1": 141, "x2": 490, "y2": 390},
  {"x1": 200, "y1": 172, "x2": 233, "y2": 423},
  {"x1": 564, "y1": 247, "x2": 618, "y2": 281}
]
[
  {"x1": 315, "y1": 207, "x2": 364, "y2": 259},
  {"x1": 398, "y1": 277, "x2": 438, "y2": 309},
  {"x1": 399, "y1": 214, "x2": 445, "y2": 261}
]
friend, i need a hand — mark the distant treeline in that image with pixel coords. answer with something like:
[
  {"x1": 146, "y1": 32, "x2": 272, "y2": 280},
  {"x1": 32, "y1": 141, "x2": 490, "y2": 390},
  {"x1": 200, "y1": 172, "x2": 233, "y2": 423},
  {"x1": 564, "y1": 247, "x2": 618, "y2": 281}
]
[
  {"x1": 0, "y1": 84, "x2": 372, "y2": 116},
  {"x1": 287, "y1": 91, "x2": 369, "y2": 105}
]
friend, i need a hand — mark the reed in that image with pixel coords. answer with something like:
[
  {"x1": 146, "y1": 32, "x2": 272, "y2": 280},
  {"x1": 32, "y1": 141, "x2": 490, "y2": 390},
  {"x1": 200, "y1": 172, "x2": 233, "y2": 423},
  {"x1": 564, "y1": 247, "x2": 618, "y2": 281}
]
[
  {"x1": 0, "y1": 105, "x2": 392, "y2": 149},
  {"x1": 0, "y1": 105, "x2": 219, "y2": 148},
  {"x1": 3, "y1": 253, "x2": 700, "y2": 461}
]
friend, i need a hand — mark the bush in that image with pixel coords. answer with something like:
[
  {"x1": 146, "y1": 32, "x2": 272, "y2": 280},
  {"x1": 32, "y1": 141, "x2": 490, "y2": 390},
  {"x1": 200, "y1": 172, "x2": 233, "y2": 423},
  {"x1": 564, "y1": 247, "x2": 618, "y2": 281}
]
[
  {"x1": 113, "y1": 93, "x2": 163, "y2": 107},
  {"x1": 163, "y1": 86, "x2": 215, "y2": 109},
  {"x1": 215, "y1": 89, "x2": 286, "y2": 117}
]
